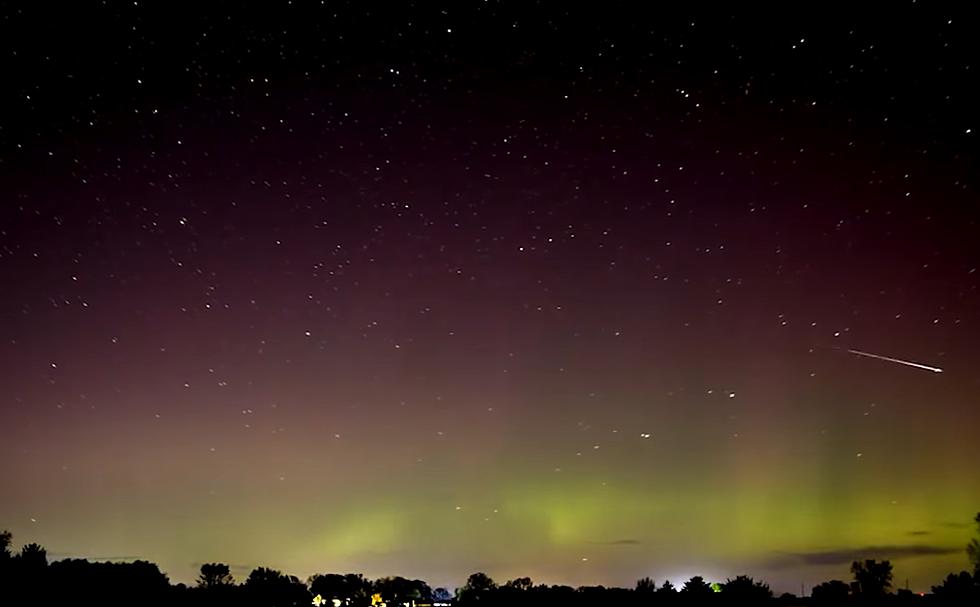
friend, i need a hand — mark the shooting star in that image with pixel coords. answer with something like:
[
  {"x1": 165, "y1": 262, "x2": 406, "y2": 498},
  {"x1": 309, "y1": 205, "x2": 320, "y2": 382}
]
[{"x1": 846, "y1": 349, "x2": 943, "y2": 374}]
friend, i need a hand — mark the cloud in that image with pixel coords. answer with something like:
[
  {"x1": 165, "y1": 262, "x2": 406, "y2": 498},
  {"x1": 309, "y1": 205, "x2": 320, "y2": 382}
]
[
  {"x1": 939, "y1": 521, "x2": 971, "y2": 529},
  {"x1": 906, "y1": 530, "x2": 931, "y2": 536},
  {"x1": 766, "y1": 545, "x2": 960, "y2": 568}
]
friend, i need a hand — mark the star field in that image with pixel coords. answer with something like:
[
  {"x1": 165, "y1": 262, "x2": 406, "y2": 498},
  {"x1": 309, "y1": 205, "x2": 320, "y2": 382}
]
[{"x1": 1, "y1": 2, "x2": 978, "y2": 594}]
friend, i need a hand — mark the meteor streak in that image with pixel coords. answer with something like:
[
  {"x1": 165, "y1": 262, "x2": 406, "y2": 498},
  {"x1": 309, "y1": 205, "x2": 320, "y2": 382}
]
[{"x1": 846, "y1": 349, "x2": 943, "y2": 373}]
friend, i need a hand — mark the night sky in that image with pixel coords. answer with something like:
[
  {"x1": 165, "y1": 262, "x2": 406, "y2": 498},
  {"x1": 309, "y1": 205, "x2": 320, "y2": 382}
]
[{"x1": 1, "y1": 2, "x2": 978, "y2": 595}]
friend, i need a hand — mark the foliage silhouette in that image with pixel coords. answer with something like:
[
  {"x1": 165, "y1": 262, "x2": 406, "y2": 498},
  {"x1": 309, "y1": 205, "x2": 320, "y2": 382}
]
[
  {"x1": 47, "y1": 558, "x2": 170, "y2": 606},
  {"x1": 17, "y1": 542, "x2": 48, "y2": 571},
  {"x1": 811, "y1": 579, "x2": 850, "y2": 604},
  {"x1": 505, "y1": 576, "x2": 533, "y2": 591},
  {"x1": 657, "y1": 579, "x2": 678, "y2": 596},
  {"x1": 931, "y1": 570, "x2": 980, "y2": 602},
  {"x1": 680, "y1": 574, "x2": 714, "y2": 596},
  {"x1": 635, "y1": 575, "x2": 656, "y2": 594},
  {"x1": 0, "y1": 529, "x2": 12, "y2": 558},
  {"x1": 457, "y1": 571, "x2": 497, "y2": 604},
  {"x1": 968, "y1": 511, "x2": 980, "y2": 576},
  {"x1": 851, "y1": 558, "x2": 894, "y2": 598},
  {"x1": 198, "y1": 562, "x2": 235, "y2": 588},
  {"x1": 2, "y1": 514, "x2": 980, "y2": 606},
  {"x1": 374, "y1": 575, "x2": 433, "y2": 604},
  {"x1": 721, "y1": 574, "x2": 773, "y2": 603},
  {"x1": 244, "y1": 566, "x2": 311, "y2": 606},
  {"x1": 311, "y1": 572, "x2": 361, "y2": 604}
]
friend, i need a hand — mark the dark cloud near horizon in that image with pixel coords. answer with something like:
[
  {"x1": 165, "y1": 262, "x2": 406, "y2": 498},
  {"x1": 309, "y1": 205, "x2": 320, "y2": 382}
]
[
  {"x1": 906, "y1": 531, "x2": 931, "y2": 536},
  {"x1": 766, "y1": 545, "x2": 960, "y2": 568}
]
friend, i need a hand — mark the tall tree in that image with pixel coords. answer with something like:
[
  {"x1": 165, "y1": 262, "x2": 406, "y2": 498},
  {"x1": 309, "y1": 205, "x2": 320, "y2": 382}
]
[{"x1": 850, "y1": 559, "x2": 893, "y2": 597}]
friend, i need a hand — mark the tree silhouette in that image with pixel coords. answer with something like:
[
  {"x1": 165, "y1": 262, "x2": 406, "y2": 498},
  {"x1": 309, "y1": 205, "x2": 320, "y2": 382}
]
[
  {"x1": 5, "y1": 532, "x2": 980, "y2": 607},
  {"x1": 198, "y1": 562, "x2": 235, "y2": 588},
  {"x1": 851, "y1": 559, "x2": 893, "y2": 598},
  {"x1": 310, "y1": 573, "x2": 348, "y2": 603},
  {"x1": 931, "y1": 571, "x2": 980, "y2": 601},
  {"x1": 811, "y1": 579, "x2": 850, "y2": 604},
  {"x1": 0, "y1": 529, "x2": 11, "y2": 586},
  {"x1": 433, "y1": 587, "x2": 452, "y2": 602},
  {"x1": 657, "y1": 579, "x2": 677, "y2": 596},
  {"x1": 634, "y1": 576, "x2": 655, "y2": 594},
  {"x1": 458, "y1": 572, "x2": 497, "y2": 604},
  {"x1": 0, "y1": 531, "x2": 13, "y2": 600},
  {"x1": 408, "y1": 577, "x2": 434, "y2": 602},
  {"x1": 968, "y1": 512, "x2": 980, "y2": 576},
  {"x1": 0, "y1": 530, "x2": 11, "y2": 559},
  {"x1": 373, "y1": 575, "x2": 432, "y2": 604},
  {"x1": 505, "y1": 576, "x2": 533, "y2": 591},
  {"x1": 244, "y1": 566, "x2": 310, "y2": 606},
  {"x1": 498, "y1": 576, "x2": 533, "y2": 607},
  {"x1": 681, "y1": 575, "x2": 714, "y2": 596},
  {"x1": 310, "y1": 572, "x2": 372, "y2": 605},
  {"x1": 46, "y1": 558, "x2": 171, "y2": 607},
  {"x1": 17, "y1": 542, "x2": 48, "y2": 571},
  {"x1": 720, "y1": 575, "x2": 772, "y2": 603}
]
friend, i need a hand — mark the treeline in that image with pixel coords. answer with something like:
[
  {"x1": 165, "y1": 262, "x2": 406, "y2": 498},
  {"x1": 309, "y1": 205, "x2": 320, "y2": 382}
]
[{"x1": 2, "y1": 517, "x2": 979, "y2": 607}]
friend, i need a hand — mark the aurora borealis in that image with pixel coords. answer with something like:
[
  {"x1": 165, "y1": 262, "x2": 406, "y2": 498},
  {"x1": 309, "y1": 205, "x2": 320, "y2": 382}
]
[{"x1": 1, "y1": 2, "x2": 978, "y2": 595}]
